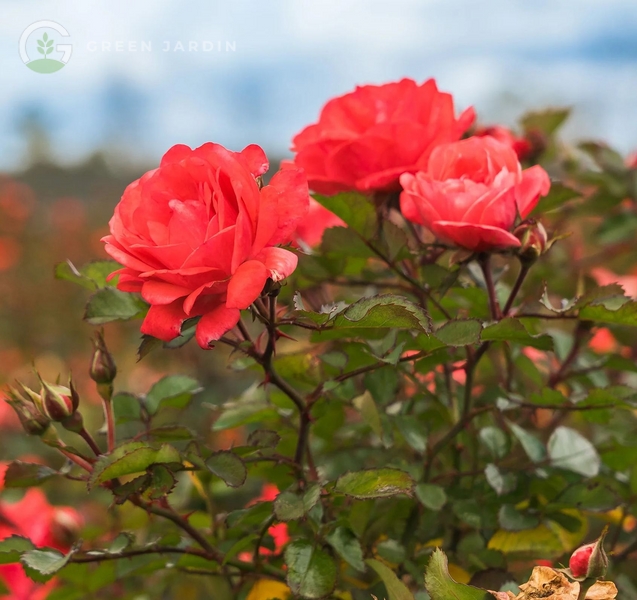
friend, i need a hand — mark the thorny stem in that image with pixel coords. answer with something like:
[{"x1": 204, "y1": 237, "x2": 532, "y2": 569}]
[
  {"x1": 58, "y1": 446, "x2": 94, "y2": 472},
  {"x1": 502, "y1": 262, "x2": 530, "y2": 316},
  {"x1": 102, "y1": 398, "x2": 116, "y2": 453},
  {"x1": 365, "y1": 240, "x2": 452, "y2": 319},
  {"x1": 79, "y1": 427, "x2": 102, "y2": 456},
  {"x1": 479, "y1": 255, "x2": 501, "y2": 320}
]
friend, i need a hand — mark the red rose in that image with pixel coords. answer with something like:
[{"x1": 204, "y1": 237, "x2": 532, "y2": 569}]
[
  {"x1": 294, "y1": 198, "x2": 345, "y2": 248},
  {"x1": 475, "y1": 125, "x2": 532, "y2": 160},
  {"x1": 0, "y1": 463, "x2": 82, "y2": 600},
  {"x1": 103, "y1": 143, "x2": 309, "y2": 348},
  {"x1": 399, "y1": 136, "x2": 550, "y2": 251},
  {"x1": 291, "y1": 78, "x2": 475, "y2": 195}
]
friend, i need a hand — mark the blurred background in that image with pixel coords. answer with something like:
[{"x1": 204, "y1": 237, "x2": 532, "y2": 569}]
[{"x1": 0, "y1": 0, "x2": 636, "y2": 435}]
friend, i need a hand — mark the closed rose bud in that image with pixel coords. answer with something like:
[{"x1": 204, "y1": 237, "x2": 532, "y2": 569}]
[
  {"x1": 569, "y1": 528, "x2": 608, "y2": 579},
  {"x1": 39, "y1": 378, "x2": 77, "y2": 422},
  {"x1": 5, "y1": 386, "x2": 51, "y2": 436},
  {"x1": 89, "y1": 330, "x2": 117, "y2": 385},
  {"x1": 514, "y1": 221, "x2": 549, "y2": 264}
]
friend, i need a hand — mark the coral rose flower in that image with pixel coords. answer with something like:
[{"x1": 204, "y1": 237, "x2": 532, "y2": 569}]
[
  {"x1": 291, "y1": 78, "x2": 475, "y2": 195},
  {"x1": 400, "y1": 136, "x2": 550, "y2": 251},
  {"x1": 103, "y1": 143, "x2": 309, "y2": 348}
]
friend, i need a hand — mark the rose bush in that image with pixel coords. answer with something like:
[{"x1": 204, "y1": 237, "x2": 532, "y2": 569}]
[
  {"x1": 400, "y1": 135, "x2": 551, "y2": 250},
  {"x1": 4, "y1": 76, "x2": 637, "y2": 600},
  {"x1": 291, "y1": 78, "x2": 475, "y2": 194},
  {"x1": 103, "y1": 143, "x2": 309, "y2": 348}
]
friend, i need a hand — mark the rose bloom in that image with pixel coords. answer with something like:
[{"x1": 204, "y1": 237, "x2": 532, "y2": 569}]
[
  {"x1": 291, "y1": 78, "x2": 475, "y2": 195},
  {"x1": 400, "y1": 136, "x2": 550, "y2": 251},
  {"x1": 103, "y1": 143, "x2": 309, "y2": 348},
  {"x1": 0, "y1": 463, "x2": 82, "y2": 600},
  {"x1": 475, "y1": 125, "x2": 532, "y2": 161}
]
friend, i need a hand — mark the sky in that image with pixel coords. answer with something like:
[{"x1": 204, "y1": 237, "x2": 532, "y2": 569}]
[{"x1": 1, "y1": 0, "x2": 637, "y2": 170}]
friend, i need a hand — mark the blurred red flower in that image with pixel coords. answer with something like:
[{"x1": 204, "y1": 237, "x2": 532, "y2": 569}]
[
  {"x1": 400, "y1": 136, "x2": 550, "y2": 251},
  {"x1": 103, "y1": 143, "x2": 309, "y2": 348},
  {"x1": 291, "y1": 78, "x2": 475, "y2": 195},
  {"x1": 0, "y1": 463, "x2": 82, "y2": 600}
]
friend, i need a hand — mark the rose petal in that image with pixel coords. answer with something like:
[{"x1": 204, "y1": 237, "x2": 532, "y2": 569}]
[
  {"x1": 140, "y1": 301, "x2": 188, "y2": 342},
  {"x1": 226, "y1": 260, "x2": 270, "y2": 309},
  {"x1": 195, "y1": 305, "x2": 241, "y2": 348}
]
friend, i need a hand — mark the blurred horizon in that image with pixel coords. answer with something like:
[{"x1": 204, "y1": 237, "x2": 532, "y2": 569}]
[{"x1": 2, "y1": 0, "x2": 637, "y2": 172}]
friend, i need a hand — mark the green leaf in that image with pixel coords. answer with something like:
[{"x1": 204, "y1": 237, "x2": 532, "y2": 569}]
[
  {"x1": 89, "y1": 442, "x2": 181, "y2": 488},
  {"x1": 435, "y1": 319, "x2": 481, "y2": 347},
  {"x1": 145, "y1": 464, "x2": 177, "y2": 499},
  {"x1": 0, "y1": 536, "x2": 35, "y2": 565},
  {"x1": 548, "y1": 426, "x2": 600, "y2": 477},
  {"x1": 3, "y1": 461, "x2": 58, "y2": 488},
  {"x1": 394, "y1": 416, "x2": 428, "y2": 453},
  {"x1": 485, "y1": 464, "x2": 513, "y2": 496},
  {"x1": 532, "y1": 183, "x2": 580, "y2": 214},
  {"x1": 353, "y1": 391, "x2": 383, "y2": 437},
  {"x1": 313, "y1": 191, "x2": 376, "y2": 238},
  {"x1": 481, "y1": 318, "x2": 554, "y2": 350},
  {"x1": 22, "y1": 545, "x2": 79, "y2": 582},
  {"x1": 367, "y1": 558, "x2": 414, "y2": 600},
  {"x1": 84, "y1": 288, "x2": 147, "y2": 325},
  {"x1": 247, "y1": 429, "x2": 281, "y2": 448},
  {"x1": 424, "y1": 548, "x2": 489, "y2": 600},
  {"x1": 520, "y1": 107, "x2": 570, "y2": 136},
  {"x1": 108, "y1": 532, "x2": 135, "y2": 554},
  {"x1": 382, "y1": 221, "x2": 410, "y2": 261},
  {"x1": 285, "y1": 540, "x2": 337, "y2": 599},
  {"x1": 579, "y1": 300, "x2": 637, "y2": 327},
  {"x1": 37, "y1": 39, "x2": 44, "y2": 47},
  {"x1": 326, "y1": 527, "x2": 365, "y2": 572},
  {"x1": 274, "y1": 484, "x2": 321, "y2": 521},
  {"x1": 498, "y1": 505, "x2": 540, "y2": 531},
  {"x1": 479, "y1": 427, "x2": 509, "y2": 460},
  {"x1": 145, "y1": 375, "x2": 202, "y2": 414},
  {"x1": 332, "y1": 295, "x2": 431, "y2": 333},
  {"x1": 508, "y1": 422, "x2": 546, "y2": 463},
  {"x1": 112, "y1": 392, "x2": 142, "y2": 424},
  {"x1": 55, "y1": 260, "x2": 120, "y2": 290},
  {"x1": 573, "y1": 284, "x2": 628, "y2": 310},
  {"x1": 334, "y1": 468, "x2": 414, "y2": 499},
  {"x1": 146, "y1": 425, "x2": 197, "y2": 441},
  {"x1": 415, "y1": 483, "x2": 447, "y2": 511},
  {"x1": 37, "y1": 47, "x2": 45, "y2": 55},
  {"x1": 206, "y1": 451, "x2": 247, "y2": 488}
]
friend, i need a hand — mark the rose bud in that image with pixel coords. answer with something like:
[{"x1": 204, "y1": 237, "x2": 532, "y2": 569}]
[
  {"x1": 89, "y1": 330, "x2": 117, "y2": 385},
  {"x1": 569, "y1": 529, "x2": 608, "y2": 579},
  {"x1": 4, "y1": 385, "x2": 51, "y2": 436},
  {"x1": 38, "y1": 376, "x2": 79, "y2": 422},
  {"x1": 514, "y1": 220, "x2": 549, "y2": 264}
]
